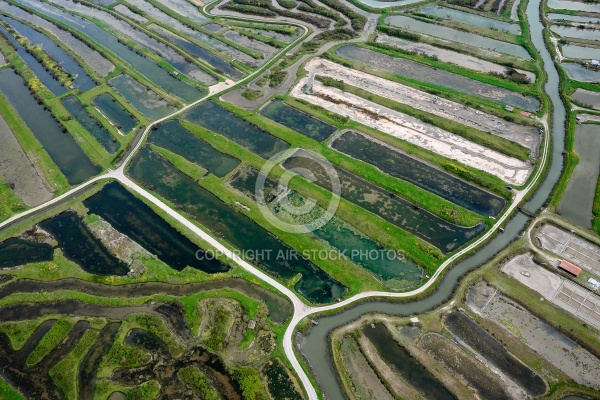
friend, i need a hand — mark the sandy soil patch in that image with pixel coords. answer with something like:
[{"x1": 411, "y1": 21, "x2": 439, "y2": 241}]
[
  {"x1": 306, "y1": 58, "x2": 540, "y2": 153},
  {"x1": 0, "y1": 113, "x2": 53, "y2": 207},
  {"x1": 291, "y1": 76, "x2": 533, "y2": 185},
  {"x1": 500, "y1": 253, "x2": 562, "y2": 298}
]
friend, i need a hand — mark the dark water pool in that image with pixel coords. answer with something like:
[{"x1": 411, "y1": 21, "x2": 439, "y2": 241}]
[
  {"x1": 39, "y1": 210, "x2": 129, "y2": 276},
  {"x1": 0, "y1": 69, "x2": 100, "y2": 185},
  {"x1": 128, "y1": 146, "x2": 345, "y2": 303},
  {"x1": 0, "y1": 237, "x2": 53, "y2": 268},
  {"x1": 148, "y1": 120, "x2": 240, "y2": 178},
  {"x1": 83, "y1": 182, "x2": 230, "y2": 274},
  {"x1": 331, "y1": 130, "x2": 506, "y2": 216}
]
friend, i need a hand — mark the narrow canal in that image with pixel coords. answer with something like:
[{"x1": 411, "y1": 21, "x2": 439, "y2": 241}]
[{"x1": 299, "y1": 0, "x2": 567, "y2": 396}]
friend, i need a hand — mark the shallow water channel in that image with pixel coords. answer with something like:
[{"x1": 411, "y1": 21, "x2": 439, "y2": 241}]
[
  {"x1": 558, "y1": 123, "x2": 600, "y2": 228},
  {"x1": 0, "y1": 69, "x2": 100, "y2": 185},
  {"x1": 300, "y1": 0, "x2": 568, "y2": 393}
]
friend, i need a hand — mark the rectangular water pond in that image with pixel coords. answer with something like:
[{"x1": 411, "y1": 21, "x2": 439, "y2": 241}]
[
  {"x1": 260, "y1": 99, "x2": 336, "y2": 142},
  {"x1": 562, "y1": 44, "x2": 600, "y2": 60},
  {"x1": 184, "y1": 101, "x2": 290, "y2": 159},
  {"x1": 93, "y1": 93, "x2": 138, "y2": 133},
  {"x1": 148, "y1": 24, "x2": 241, "y2": 80},
  {"x1": 571, "y1": 88, "x2": 600, "y2": 109},
  {"x1": 335, "y1": 45, "x2": 539, "y2": 111},
  {"x1": 558, "y1": 124, "x2": 600, "y2": 228},
  {"x1": 420, "y1": 6, "x2": 520, "y2": 34},
  {"x1": 127, "y1": 146, "x2": 345, "y2": 303},
  {"x1": 84, "y1": 182, "x2": 230, "y2": 274},
  {"x1": 547, "y1": 0, "x2": 600, "y2": 12},
  {"x1": 0, "y1": 0, "x2": 114, "y2": 77},
  {"x1": 1, "y1": 16, "x2": 96, "y2": 92},
  {"x1": 331, "y1": 131, "x2": 506, "y2": 216},
  {"x1": 228, "y1": 165, "x2": 423, "y2": 288},
  {"x1": 148, "y1": 120, "x2": 240, "y2": 177},
  {"x1": 40, "y1": 210, "x2": 129, "y2": 276},
  {"x1": 362, "y1": 323, "x2": 456, "y2": 400},
  {"x1": 548, "y1": 13, "x2": 600, "y2": 24},
  {"x1": 561, "y1": 63, "x2": 600, "y2": 82},
  {"x1": 444, "y1": 310, "x2": 547, "y2": 397},
  {"x1": 0, "y1": 69, "x2": 100, "y2": 185},
  {"x1": 109, "y1": 75, "x2": 176, "y2": 120},
  {"x1": 61, "y1": 95, "x2": 119, "y2": 154},
  {"x1": 384, "y1": 15, "x2": 530, "y2": 59},
  {"x1": 551, "y1": 24, "x2": 600, "y2": 41},
  {"x1": 17, "y1": 0, "x2": 202, "y2": 102},
  {"x1": 282, "y1": 150, "x2": 486, "y2": 253},
  {"x1": 0, "y1": 24, "x2": 65, "y2": 96},
  {"x1": 0, "y1": 238, "x2": 53, "y2": 268},
  {"x1": 48, "y1": 0, "x2": 210, "y2": 87}
]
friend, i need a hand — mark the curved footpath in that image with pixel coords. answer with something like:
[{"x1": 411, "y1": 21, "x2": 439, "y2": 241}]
[{"x1": 0, "y1": 0, "x2": 565, "y2": 398}]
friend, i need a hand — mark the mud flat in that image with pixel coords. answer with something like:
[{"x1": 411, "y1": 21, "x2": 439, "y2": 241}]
[
  {"x1": 307, "y1": 58, "x2": 540, "y2": 152},
  {"x1": 419, "y1": 333, "x2": 512, "y2": 400},
  {"x1": 0, "y1": 113, "x2": 53, "y2": 207},
  {"x1": 468, "y1": 284, "x2": 600, "y2": 389},
  {"x1": 291, "y1": 80, "x2": 533, "y2": 185},
  {"x1": 375, "y1": 35, "x2": 536, "y2": 82},
  {"x1": 445, "y1": 310, "x2": 547, "y2": 397},
  {"x1": 384, "y1": 15, "x2": 531, "y2": 59},
  {"x1": 558, "y1": 124, "x2": 600, "y2": 227},
  {"x1": 331, "y1": 130, "x2": 506, "y2": 216},
  {"x1": 335, "y1": 45, "x2": 540, "y2": 111},
  {"x1": 0, "y1": 1, "x2": 114, "y2": 76}
]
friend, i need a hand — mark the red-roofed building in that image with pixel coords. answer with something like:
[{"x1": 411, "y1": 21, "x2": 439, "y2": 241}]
[{"x1": 559, "y1": 260, "x2": 582, "y2": 277}]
